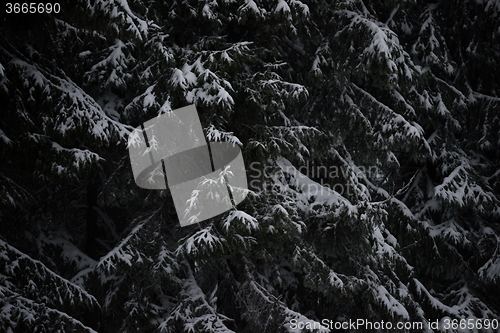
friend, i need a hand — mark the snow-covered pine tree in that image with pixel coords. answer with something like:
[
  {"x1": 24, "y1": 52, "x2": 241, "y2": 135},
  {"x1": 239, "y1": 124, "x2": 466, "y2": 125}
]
[
  {"x1": 0, "y1": 8, "x2": 127, "y2": 331},
  {"x1": 1, "y1": 0, "x2": 499, "y2": 332}
]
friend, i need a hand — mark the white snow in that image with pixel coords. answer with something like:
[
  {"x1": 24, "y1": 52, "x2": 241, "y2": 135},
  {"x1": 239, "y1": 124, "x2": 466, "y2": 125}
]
[
  {"x1": 143, "y1": 85, "x2": 156, "y2": 107},
  {"x1": 479, "y1": 239, "x2": 500, "y2": 281},
  {"x1": 94, "y1": 0, "x2": 149, "y2": 40},
  {"x1": 180, "y1": 226, "x2": 226, "y2": 256},
  {"x1": 0, "y1": 239, "x2": 99, "y2": 306},
  {"x1": 290, "y1": 0, "x2": 309, "y2": 16},
  {"x1": 276, "y1": 157, "x2": 358, "y2": 216},
  {"x1": 0, "y1": 129, "x2": 11, "y2": 144},
  {"x1": 205, "y1": 124, "x2": 242, "y2": 146},
  {"x1": 374, "y1": 285, "x2": 410, "y2": 319},
  {"x1": 202, "y1": 0, "x2": 218, "y2": 19},
  {"x1": 51, "y1": 141, "x2": 104, "y2": 169},
  {"x1": 224, "y1": 210, "x2": 259, "y2": 231},
  {"x1": 238, "y1": 0, "x2": 266, "y2": 17},
  {"x1": 275, "y1": 0, "x2": 291, "y2": 14}
]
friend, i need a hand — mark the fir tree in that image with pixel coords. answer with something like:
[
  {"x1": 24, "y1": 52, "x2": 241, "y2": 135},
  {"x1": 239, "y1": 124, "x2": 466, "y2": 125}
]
[{"x1": 1, "y1": 0, "x2": 499, "y2": 332}]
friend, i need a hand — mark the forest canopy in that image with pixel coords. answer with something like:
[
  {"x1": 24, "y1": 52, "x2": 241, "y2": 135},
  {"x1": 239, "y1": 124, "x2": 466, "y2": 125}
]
[{"x1": 1, "y1": 0, "x2": 499, "y2": 332}]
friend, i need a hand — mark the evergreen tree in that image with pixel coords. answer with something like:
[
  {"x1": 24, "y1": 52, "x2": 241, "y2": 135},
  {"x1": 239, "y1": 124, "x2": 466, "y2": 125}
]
[{"x1": 1, "y1": 0, "x2": 499, "y2": 332}]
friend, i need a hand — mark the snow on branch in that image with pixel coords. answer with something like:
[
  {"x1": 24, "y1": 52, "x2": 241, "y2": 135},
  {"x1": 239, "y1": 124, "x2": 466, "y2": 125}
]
[
  {"x1": 434, "y1": 161, "x2": 498, "y2": 211},
  {"x1": 276, "y1": 157, "x2": 357, "y2": 216},
  {"x1": 0, "y1": 239, "x2": 99, "y2": 315},
  {"x1": 97, "y1": 208, "x2": 162, "y2": 273},
  {"x1": 85, "y1": 39, "x2": 134, "y2": 90},
  {"x1": 176, "y1": 225, "x2": 228, "y2": 258},
  {"x1": 223, "y1": 209, "x2": 259, "y2": 232},
  {"x1": 6, "y1": 57, "x2": 132, "y2": 144},
  {"x1": 159, "y1": 261, "x2": 235, "y2": 333},
  {"x1": 0, "y1": 174, "x2": 34, "y2": 208},
  {"x1": 238, "y1": 263, "x2": 330, "y2": 333},
  {"x1": 238, "y1": 0, "x2": 266, "y2": 19},
  {"x1": 205, "y1": 124, "x2": 242, "y2": 146},
  {"x1": 0, "y1": 286, "x2": 98, "y2": 333},
  {"x1": 336, "y1": 10, "x2": 413, "y2": 85},
  {"x1": 413, "y1": 278, "x2": 497, "y2": 319},
  {"x1": 84, "y1": 0, "x2": 150, "y2": 40},
  {"x1": 52, "y1": 142, "x2": 104, "y2": 170}
]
